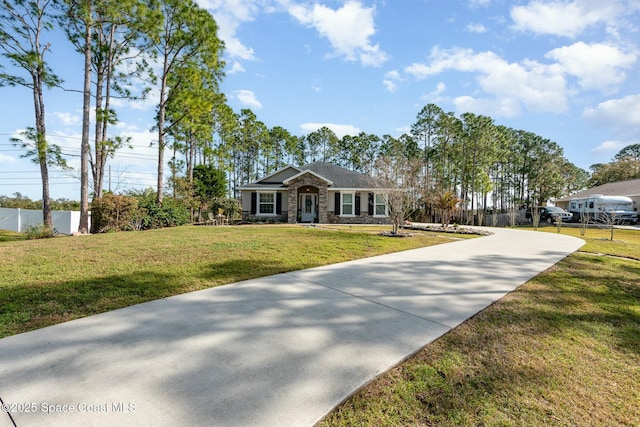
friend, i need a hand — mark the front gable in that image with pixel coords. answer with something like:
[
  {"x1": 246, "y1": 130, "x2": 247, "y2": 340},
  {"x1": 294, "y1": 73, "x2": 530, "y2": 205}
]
[
  {"x1": 255, "y1": 165, "x2": 301, "y2": 185},
  {"x1": 283, "y1": 169, "x2": 333, "y2": 186}
]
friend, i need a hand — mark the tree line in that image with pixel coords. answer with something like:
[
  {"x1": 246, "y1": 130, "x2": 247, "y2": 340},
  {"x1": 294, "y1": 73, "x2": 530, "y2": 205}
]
[
  {"x1": 194, "y1": 103, "x2": 589, "y2": 223},
  {"x1": 1, "y1": 0, "x2": 592, "y2": 233},
  {"x1": 588, "y1": 144, "x2": 640, "y2": 187}
]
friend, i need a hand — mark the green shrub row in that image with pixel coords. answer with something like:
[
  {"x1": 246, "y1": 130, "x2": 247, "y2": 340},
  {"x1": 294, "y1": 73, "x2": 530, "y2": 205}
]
[{"x1": 91, "y1": 190, "x2": 190, "y2": 233}]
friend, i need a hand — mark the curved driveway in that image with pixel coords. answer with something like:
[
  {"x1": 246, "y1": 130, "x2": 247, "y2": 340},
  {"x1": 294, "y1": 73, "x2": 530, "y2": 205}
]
[{"x1": 0, "y1": 227, "x2": 584, "y2": 427}]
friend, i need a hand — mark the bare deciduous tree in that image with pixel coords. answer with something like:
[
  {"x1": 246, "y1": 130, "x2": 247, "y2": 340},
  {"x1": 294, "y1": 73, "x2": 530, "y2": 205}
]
[{"x1": 374, "y1": 156, "x2": 421, "y2": 234}]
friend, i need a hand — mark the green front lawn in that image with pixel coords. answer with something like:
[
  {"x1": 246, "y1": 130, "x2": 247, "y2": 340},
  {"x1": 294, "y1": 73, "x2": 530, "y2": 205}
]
[
  {"x1": 3, "y1": 225, "x2": 638, "y2": 426},
  {"x1": 0, "y1": 225, "x2": 452, "y2": 338},
  {"x1": 319, "y1": 228, "x2": 640, "y2": 426}
]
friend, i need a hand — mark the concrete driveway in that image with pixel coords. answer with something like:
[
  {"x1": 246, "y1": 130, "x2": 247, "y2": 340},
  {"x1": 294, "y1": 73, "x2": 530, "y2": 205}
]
[{"x1": 0, "y1": 227, "x2": 584, "y2": 427}]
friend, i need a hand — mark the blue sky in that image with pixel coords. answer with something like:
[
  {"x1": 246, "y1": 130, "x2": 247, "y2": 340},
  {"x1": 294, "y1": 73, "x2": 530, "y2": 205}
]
[{"x1": 1, "y1": 0, "x2": 639, "y2": 200}]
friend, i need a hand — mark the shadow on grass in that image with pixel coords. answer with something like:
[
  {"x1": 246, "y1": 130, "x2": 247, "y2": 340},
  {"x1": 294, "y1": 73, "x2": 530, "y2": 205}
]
[
  {"x1": 199, "y1": 258, "x2": 315, "y2": 284},
  {"x1": 0, "y1": 257, "x2": 302, "y2": 338},
  {"x1": 0, "y1": 270, "x2": 183, "y2": 338},
  {"x1": 517, "y1": 255, "x2": 640, "y2": 356},
  {"x1": 0, "y1": 230, "x2": 26, "y2": 243},
  {"x1": 5, "y1": 229, "x2": 629, "y2": 426},
  {"x1": 321, "y1": 253, "x2": 640, "y2": 426}
]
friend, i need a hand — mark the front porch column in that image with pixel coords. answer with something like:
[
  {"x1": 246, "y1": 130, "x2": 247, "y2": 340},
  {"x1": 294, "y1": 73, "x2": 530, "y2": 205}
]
[
  {"x1": 318, "y1": 187, "x2": 328, "y2": 223},
  {"x1": 287, "y1": 187, "x2": 297, "y2": 224}
]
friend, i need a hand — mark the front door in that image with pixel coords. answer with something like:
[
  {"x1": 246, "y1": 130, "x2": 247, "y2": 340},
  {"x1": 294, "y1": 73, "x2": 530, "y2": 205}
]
[{"x1": 301, "y1": 194, "x2": 316, "y2": 222}]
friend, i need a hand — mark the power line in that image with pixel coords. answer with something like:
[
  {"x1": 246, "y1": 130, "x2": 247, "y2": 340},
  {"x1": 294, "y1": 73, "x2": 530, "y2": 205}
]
[
  {"x1": 0, "y1": 147, "x2": 159, "y2": 161},
  {"x1": 0, "y1": 171, "x2": 73, "y2": 174},
  {"x1": 0, "y1": 182, "x2": 79, "y2": 186},
  {"x1": 0, "y1": 169, "x2": 157, "y2": 176}
]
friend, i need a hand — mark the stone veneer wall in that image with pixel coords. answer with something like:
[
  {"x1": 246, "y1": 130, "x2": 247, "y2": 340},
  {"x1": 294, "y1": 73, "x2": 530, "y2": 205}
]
[
  {"x1": 242, "y1": 212, "x2": 288, "y2": 223},
  {"x1": 286, "y1": 174, "x2": 329, "y2": 224},
  {"x1": 326, "y1": 212, "x2": 391, "y2": 225}
]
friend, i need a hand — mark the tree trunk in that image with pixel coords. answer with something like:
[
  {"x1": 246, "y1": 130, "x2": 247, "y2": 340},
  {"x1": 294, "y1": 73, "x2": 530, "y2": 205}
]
[
  {"x1": 79, "y1": 3, "x2": 92, "y2": 234},
  {"x1": 156, "y1": 63, "x2": 168, "y2": 205},
  {"x1": 32, "y1": 66, "x2": 53, "y2": 231},
  {"x1": 97, "y1": 24, "x2": 117, "y2": 200},
  {"x1": 93, "y1": 69, "x2": 104, "y2": 200}
]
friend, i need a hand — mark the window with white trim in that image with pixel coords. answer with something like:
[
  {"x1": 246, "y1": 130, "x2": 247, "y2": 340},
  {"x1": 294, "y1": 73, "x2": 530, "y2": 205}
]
[
  {"x1": 341, "y1": 192, "x2": 354, "y2": 216},
  {"x1": 374, "y1": 193, "x2": 387, "y2": 216},
  {"x1": 258, "y1": 192, "x2": 276, "y2": 215}
]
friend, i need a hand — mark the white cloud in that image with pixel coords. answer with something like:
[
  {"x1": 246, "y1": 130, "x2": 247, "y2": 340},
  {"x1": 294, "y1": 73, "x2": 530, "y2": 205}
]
[
  {"x1": 50, "y1": 112, "x2": 80, "y2": 126},
  {"x1": 405, "y1": 47, "x2": 568, "y2": 116},
  {"x1": 234, "y1": 89, "x2": 262, "y2": 109},
  {"x1": 288, "y1": 1, "x2": 388, "y2": 67},
  {"x1": 299, "y1": 122, "x2": 360, "y2": 139},
  {"x1": 583, "y1": 93, "x2": 640, "y2": 130},
  {"x1": 111, "y1": 129, "x2": 159, "y2": 170},
  {"x1": 466, "y1": 23, "x2": 487, "y2": 33},
  {"x1": 111, "y1": 86, "x2": 160, "y2": 111},
  {"x1": 227, "y1": 61, "x2": 246, "y2": 74},
  {"x1": 395, "y1": 125, "x2": 411, "y2": 136},
  {"x1": 200, "y1": 1, "x2": 390, "y2": 70},
  {"x1": 453, "y1": 95, "x2": 522, "y2": 118},
  {"x1": 0, "y1": 153, "x2": 18, "y2": 164},
  {"x1": 510, "y1": 1, "x2": 625, "y2": 38},
  {"x1": 591, "y1": 140, "x2": 630, "y2": 154},
  {"x1": 107, "y1": 49, "x2": 162, "y2": 112},
  {"x1": 198, "y1": 0, "x2": 259, "y2": 61},
  {"x1": 401, "y1": 40, "x2": 636, "y2": 118},
  {"x1": 420, "y1": 82, "x2": 447, "y2": 103},
  {"x1": 48, "y1": 131, "x2": 80, "y2": 152},
  {"x1": 546, "y1": 42, "x2": 636, "y2": 90},
  {"x1": 383, "y1": 69, "x2": 401, "y2": 92}
]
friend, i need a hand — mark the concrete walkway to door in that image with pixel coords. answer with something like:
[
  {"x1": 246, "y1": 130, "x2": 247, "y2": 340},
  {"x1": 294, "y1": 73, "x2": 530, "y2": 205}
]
[{"x1": 0, "y1": 227, "x2": 584, "y2": 427}]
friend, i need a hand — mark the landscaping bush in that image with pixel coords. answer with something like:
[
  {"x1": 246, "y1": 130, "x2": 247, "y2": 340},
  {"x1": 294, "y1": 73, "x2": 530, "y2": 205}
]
[
  {"x1": 91, "y1": 193, "x2": 139, "y2": 233},
  {"x1": 128, "y1": 189, "x2": 190, "y2": 230},
  {"x1": 209, "y1": 197, "x2": 241, "y2": 220},
  {"x1": 23, "y1": 223, "x2": 53, "y2": 239}
]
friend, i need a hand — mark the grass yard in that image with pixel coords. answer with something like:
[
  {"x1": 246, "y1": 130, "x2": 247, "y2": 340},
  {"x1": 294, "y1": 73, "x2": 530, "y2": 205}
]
[
  {"x1": 0, "y1": 229, "x2": 25, "y2": 243},
  {"x1": 0, "y1": 224, "x2": 455, "y2": 338},
  {"x1": 539, "y1": 225, "x2": 640, "y2": 260},
  {"x1": 319, "y1": 227, "x2": 640, "y2": 426}
]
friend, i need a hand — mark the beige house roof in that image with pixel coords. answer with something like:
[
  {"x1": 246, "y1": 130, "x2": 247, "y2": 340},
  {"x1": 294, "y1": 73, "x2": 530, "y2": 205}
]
[{"x1": 557, "y1": 178, "x2": 640, "y2": 202}]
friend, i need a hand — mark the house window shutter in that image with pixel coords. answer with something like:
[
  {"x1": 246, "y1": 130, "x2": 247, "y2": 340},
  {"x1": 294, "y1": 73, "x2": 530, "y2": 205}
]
[
  {"x1": 276, "y1": 192, "x2": 282, "y2": 214},
  {"x1": 251, "y1": 192, "x2": 257, "y2": 214},
  {"x1": 355, "y1": 193, "x2": 361, "y2": 215},
  {"x1": 368, "y1": 192, "x2": 374, "y2": 215},
  {"x1": 334, "y1": 192, "x2": 340, "y2": 215}
]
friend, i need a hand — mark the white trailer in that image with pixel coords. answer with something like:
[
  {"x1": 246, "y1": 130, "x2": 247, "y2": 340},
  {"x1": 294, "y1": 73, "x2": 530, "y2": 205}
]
[{"x1": 568, "y1": 194, "x2": 638, "y2": 224}]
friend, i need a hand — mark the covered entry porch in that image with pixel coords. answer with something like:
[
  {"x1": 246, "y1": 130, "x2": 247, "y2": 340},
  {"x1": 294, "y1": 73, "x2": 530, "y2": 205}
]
[{"x1": 297, "y1": 186, "x2": 319, "y2": 223}]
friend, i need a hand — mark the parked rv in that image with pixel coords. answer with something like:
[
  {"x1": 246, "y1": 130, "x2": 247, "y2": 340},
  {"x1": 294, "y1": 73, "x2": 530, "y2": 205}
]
[{"x1": 568, "y1": 195, "x2": 638, "y2": 224}]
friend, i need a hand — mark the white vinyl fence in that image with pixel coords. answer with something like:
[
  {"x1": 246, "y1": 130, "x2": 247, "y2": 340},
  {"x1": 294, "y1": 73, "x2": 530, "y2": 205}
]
[{"x1": 0, "y1": 208, "x2": 90, "y2": 235}]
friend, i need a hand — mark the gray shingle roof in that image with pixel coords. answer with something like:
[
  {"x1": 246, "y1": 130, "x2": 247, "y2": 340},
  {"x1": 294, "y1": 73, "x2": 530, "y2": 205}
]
[
  {"x1": 241, "y1": 161, "x2": 379, "y2": 189},
  {"x1": 301, "y1": 161, "x2": 377, "y2": 188},
  {"x1": 556, "y1": 178, "x2": 640, "y2": 201}
]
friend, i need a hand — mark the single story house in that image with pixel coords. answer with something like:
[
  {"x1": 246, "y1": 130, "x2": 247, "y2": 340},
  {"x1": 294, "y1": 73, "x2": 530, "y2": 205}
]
[
  {"x1": 240, "y1": 161, "x2": 391, "y2": 224},
  {"x1": 555, "y1": 178, "x2": 640, "y2": 212}
]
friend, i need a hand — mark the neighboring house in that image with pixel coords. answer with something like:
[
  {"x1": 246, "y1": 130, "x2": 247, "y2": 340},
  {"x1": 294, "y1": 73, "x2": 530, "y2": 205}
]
[
  {"x1": 555, "y1": 178, "x2": 640, "y2": 212},
  {"x1": 240, "y1": 161, "x2": 390, "y2": 224}
]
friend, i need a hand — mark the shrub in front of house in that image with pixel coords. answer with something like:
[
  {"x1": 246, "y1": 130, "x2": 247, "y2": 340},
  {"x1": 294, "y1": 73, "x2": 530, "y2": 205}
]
[
  {"x1": 91, "y1": 193, "x2": 139, "y2": 233},
  {"x1": 128, "y1": 189, "x2": 190, "y2": 230},
  {"x1": 23, "y1": 223, "x2": 54, "y2": 239}
]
